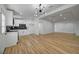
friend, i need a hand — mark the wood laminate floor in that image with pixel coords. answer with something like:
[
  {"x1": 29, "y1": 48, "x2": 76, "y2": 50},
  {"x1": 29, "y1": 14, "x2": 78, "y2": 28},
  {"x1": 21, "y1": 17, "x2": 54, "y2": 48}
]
[{"x1": 4, "y1": 32, "x2": 79, "y2": 54}]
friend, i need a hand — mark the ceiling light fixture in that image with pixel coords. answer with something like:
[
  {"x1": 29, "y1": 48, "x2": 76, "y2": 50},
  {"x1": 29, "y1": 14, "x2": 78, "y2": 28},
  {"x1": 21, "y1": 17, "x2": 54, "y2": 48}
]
[
  {"x1": 34, "y1": 4, "x2": 47, "y2": 16},
  {"x1": 59, "y1": 14, "x2": 63, "y2": 16},
  {"x1": 64, "y1": 17, "x2": 66, "y2": 19}
]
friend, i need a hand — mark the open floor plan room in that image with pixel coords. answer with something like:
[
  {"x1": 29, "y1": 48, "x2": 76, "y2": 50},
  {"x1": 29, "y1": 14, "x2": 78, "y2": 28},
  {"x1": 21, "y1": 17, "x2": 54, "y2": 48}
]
[{"x1": 0, "y1": 4, "x2": 79, "y2": 54}]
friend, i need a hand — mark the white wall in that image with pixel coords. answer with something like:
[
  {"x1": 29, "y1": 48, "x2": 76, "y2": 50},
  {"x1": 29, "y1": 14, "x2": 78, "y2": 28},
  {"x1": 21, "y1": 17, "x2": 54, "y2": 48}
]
[
  {"x1": 39, "y1": 20, "x2": 54, "y2": 34},
  {"x1": 74, "y1": 21, "x2": 79, "y2": 36},
  {"x1": 55, "y1": 22, "x2": 74, "y2": 33},
  {"x1": 14, "y1": 19, "x2": 79, "y2": 35},
  {"x1": 14, "y1": 19, "x2": 54, "y2": 35},
  {"x1": 54, "y1": 21, "x2": 79, "y2": 36}
]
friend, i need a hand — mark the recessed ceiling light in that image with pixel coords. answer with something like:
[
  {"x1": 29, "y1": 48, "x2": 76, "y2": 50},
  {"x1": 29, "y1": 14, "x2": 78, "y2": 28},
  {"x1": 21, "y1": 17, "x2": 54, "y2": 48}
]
[
  {"x1": 59, "y1": 14, "x2": 63, "y2": 16},
  {"x1": 64, "y1": 17, "x2": 66, "y2": 19},
  {"x1": 36, "y1": 15, "x2": 37, "y2": 16},
  {"x1": 34, "y1": 14, "x2": 37, "y2": 16}
]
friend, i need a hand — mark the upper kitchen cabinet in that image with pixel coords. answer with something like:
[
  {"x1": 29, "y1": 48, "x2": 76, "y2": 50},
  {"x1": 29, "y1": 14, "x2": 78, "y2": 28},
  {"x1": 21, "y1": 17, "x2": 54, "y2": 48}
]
[{"x1": 6, "y1": 10, "x2": 13, "y2": 26}]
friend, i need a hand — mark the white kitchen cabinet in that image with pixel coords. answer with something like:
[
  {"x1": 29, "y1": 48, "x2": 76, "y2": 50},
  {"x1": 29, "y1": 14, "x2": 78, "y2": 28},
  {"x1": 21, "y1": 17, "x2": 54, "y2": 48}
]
[
  {"x1": 0, "y1": 32, "x2": 18, "y2": 53},
  {"x1": 6, "y1": 10, "x2": 13, "y2": 26},
  {"x1": 6, "y1": 32, "x2": 18, "y2": 47}
]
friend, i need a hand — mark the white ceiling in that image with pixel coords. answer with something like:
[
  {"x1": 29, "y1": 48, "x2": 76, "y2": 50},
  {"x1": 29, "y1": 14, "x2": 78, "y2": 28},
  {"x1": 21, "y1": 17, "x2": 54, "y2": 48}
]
[
  {"x1": 5, "y1": 4, "x2": 65, "y2": 19},
  {"x1": 40, "y1": 4, "x2": 79, "y2": 23},
  {"x1": 4, "y1": 4, "x2": 79, "y2": 23}
]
